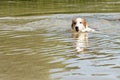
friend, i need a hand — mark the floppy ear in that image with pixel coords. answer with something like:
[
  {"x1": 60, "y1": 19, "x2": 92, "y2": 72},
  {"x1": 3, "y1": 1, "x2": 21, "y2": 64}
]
[
  {"x1": 82, "y1": 18, "x2": 87, "y2": 28},
  {"x1": 71, "y1": 18, "x2": 76, "y2": 29}
]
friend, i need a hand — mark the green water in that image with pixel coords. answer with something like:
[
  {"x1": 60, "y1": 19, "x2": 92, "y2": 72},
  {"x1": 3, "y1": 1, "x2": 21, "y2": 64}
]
[
  {"x1": 0, "y1": 0, "x2": 120, "y2": 80},
  {"x1": 0, "y1": 13, "x2": 120, "y2": 80},
  {"x1": 0, "y1": 0, "x2": 120, "y2": 17}
]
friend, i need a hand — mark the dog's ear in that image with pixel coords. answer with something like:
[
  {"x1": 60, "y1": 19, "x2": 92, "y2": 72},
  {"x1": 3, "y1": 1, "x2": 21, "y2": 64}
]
[
  {"x1": 71, "y1": 18, "x2": 76, "y2": 29},
  {"x1": 82, "y1": 18, "x2": 87, "y2": 28}
]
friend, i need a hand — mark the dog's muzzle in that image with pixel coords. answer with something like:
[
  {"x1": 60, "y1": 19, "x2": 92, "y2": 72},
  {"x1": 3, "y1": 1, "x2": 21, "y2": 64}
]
[{"x1": 75, "y1": 26, "x2": 79, "y2": 32}]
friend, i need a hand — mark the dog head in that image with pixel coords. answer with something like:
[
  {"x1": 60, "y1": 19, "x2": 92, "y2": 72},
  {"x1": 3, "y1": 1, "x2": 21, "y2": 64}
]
[{"x1": 71, "y1": 18, "x2": 87, "y2": 32}]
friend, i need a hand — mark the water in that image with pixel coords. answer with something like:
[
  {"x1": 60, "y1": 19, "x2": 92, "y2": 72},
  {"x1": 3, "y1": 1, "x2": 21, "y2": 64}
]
[
  {"x1": 0, "y1": 0, "x2": 120, "y2": 17},
  {"x1": 0, "y1": 13, "x2": 120, "y2": 80}
]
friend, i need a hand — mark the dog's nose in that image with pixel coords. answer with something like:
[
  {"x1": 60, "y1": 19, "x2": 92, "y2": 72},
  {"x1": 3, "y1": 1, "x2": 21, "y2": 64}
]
[{"x1": 75, "y1": 26, "x2": 79, "y2": 32}]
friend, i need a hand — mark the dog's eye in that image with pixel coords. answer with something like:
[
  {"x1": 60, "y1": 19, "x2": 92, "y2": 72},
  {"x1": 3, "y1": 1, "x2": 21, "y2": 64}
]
[
  {"x1": 73, "y1": 22, "x2": 76, "y2": 24},
  {"x1": 80, "y1": 22, "x2": 82, "y2": 24}
]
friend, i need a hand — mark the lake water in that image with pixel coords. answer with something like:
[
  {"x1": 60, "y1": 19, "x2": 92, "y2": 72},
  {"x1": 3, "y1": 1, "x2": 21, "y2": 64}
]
[
  {"x1": 0, "y1": 0, "x2": 120, "y2": 16},
  {"x1": 0, "y1": 0, "x2": 120, "y2": 80},
  {"x1": 0, "y1": 13, "x2": 120, "y2": 80}
]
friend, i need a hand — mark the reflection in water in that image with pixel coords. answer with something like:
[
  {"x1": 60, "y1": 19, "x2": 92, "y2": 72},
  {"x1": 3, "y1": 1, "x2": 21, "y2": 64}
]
[{"x1": 72, "y1": 32, "x2": 88, "y2": 52}]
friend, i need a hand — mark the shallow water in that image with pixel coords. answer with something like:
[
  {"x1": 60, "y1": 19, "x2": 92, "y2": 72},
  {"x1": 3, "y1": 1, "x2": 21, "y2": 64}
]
[{"x1": 0, "y1": 13, "x2": 120, "y2": 80}]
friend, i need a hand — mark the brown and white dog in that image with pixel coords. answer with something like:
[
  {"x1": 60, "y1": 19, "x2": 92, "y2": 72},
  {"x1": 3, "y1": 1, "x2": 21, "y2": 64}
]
[
  {"x1": 71, "y1": 18, "x2": 95, "y2": 52},
  {"x1": 71, "y1": 18, "x2": 95, "y2": 32}
]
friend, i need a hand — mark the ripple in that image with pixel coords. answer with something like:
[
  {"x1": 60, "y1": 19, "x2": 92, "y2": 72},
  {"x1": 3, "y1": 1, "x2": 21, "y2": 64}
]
[{"x1": 0, "y1": 13, "x2": 120, "y2": 80}]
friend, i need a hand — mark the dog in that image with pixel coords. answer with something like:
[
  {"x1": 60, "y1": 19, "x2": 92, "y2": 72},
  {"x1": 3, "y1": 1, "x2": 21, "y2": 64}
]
[
  {"x1": 71, "y1": 18, "x2": 95, "y2": 32},
  {"x1": 71, "y1": 18, "x2": 95, "y2": 52}
]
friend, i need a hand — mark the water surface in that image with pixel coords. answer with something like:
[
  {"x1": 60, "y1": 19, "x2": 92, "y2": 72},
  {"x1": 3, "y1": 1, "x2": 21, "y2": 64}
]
[
  {"x1": 0, "y1": 13, "x2": 120, "y2": 80},
  {"x1": 0, "y1": 0, "x2": 120, "y2": 16}
]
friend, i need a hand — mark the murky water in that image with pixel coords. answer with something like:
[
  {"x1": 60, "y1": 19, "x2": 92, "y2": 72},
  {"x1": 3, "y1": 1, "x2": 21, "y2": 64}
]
[
  {"x1": 0, "y1": 0, "x2": 120, "y2": 17},
  {"x1": 0, "y1": 13, "x2": 120, "y2": 80}
]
